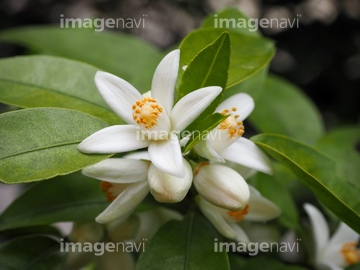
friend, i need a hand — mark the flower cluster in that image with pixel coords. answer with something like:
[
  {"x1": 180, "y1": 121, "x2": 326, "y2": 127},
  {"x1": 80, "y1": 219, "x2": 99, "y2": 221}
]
[{"x1": 78, "y1": 49, "x2": 281, "y2": 242}]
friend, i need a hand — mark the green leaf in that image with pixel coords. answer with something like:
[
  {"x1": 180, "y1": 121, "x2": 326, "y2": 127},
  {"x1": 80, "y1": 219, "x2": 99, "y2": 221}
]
[
  {"x1": 0, "y1": 172, "x2": 107, "y2": 231},
  {"x1": 316, "y1": 126, "x2": 360, "y2": 187},
  {"x1": 0, "y1": 55, "x2": 119, "y2": 124},
  {"x1": 252, "y1": 133, "x2": 360, "y2": 234},
  {"x1": 183, "y1": 113, "x2": 228, "y2": 153},
  {"x1": 223, "y1": 65, "x2": 268, "y2": 102},
  {"x1": 0, "y1": 235, "x2": 65, "y2": 270},
  {"x1": 0, "y1": 108, "x2": 111, "y2": 184},
  {"x1": 250, "y1": 75, "x2": 325, "y2": 145},
  {"x1": 179, "y1": 28, "x2": 275, "y2": 89},
  {"x1": 0, "y1": 26, "x2": 163, "y2": 91},
  {"x1": 230, "y1": 255, "x2": 308, "y2": 270},
  {"x1": 136, "y1": 212, "x2": 230, "y2": 270},
  {"x1": 177, "y1": 31, "x2": 230, "y2": 99},
  {"x1": 249, "y1": 166, "x2": 300, "y2": 230},
  {"x1": 202, "y1": 8, "x2": 261, "y2": 37},
  {"x1": 177, "y1": 32, "x2": 230, "y2": 150}
]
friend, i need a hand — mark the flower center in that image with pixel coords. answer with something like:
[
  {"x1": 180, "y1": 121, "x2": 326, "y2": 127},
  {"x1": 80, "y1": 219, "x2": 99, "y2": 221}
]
[
  {"x1": 219, "y1": 108, "x2": 244, "y2": 139},
  {"x1": 341, "y1": 242, "x2": 360, "y2": 265},
  {"x1": 132, "y1": 97, "x2": 164, "y2": 129},
  {"x1": 100, "y1": 181, "x2": 129, "y2": 202},
  {"x1": 227, "y1": 204, "x2": 249, "y2": 221}
]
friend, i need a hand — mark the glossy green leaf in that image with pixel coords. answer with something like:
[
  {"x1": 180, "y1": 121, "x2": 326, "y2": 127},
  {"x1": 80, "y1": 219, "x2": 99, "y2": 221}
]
[
  {"x1": 0, "y1": 108, "x2": 111, "y2": 184},
  {"x1": 0, "y1": 55, "x2": 119, "y2": 124},
  {"x1": 177, "y1": 32, "x2": 230, "y2": 150},
  {"x1": 249, "y1": 165, "x2": 300, "y2": 230},
  {"x1": 0, "y1": 172, "x2": 107, "y2": 231},
  {"x1": 136, "y1": 212, "x2": 230, "y2": 270},
  {"x1": 252, "y1": 133, "x2": 360, "y2": 234},
  {"x1": 202, "y1": 8, "x2": 260, "y2": 37},
  {"x1": 223, "y1": 65, "x2": 268, "y2": 102},
  {"x1": 177, "y1": 32, "x2": 230, "y2": 99},
  {"x1": 0, "y1": 235, "x2": 65, "y2": 270},
  {"x1": 316, "y1": 126, "x2": 360, "y2": 187},
  {"x1": 179, "y1": 28, "x2": 275, "y2": 88},
  {"x1": 0, "y1": 26, "x2": 162, "y2": 91},
  {"x1": 250, "y1": 75, "x2": 325, "y2": 145}
]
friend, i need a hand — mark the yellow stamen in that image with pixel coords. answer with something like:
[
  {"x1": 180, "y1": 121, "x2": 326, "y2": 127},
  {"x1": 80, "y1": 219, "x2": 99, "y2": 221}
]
[
  {"x1": 100, "y1": 181, "x2": 116, "y2": 202},
  {"x1": 219, "y1": 108, "x2": 245, "y2": 139},
  {"x1": 227, "y1": 205, "x2": 249, "y2": 221},
  {"x1": 341, "y1": 242, "x2": 360, "y2": 265},
  {"x1": 132, "y1": 97, "x2": 164, "y2": 129}
]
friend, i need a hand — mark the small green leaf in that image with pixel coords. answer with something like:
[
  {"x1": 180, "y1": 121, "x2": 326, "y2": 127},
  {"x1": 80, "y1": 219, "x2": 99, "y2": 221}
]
[
  {"x1": 252, "y1": 133, "x2": 360, "y2": 234},
  {"x1": 0, "y1": 172, "x2": 107, "y2": 231},
  {"x1": 316, "y1": 126, "x2": 360, "y2": 187},
  {"x1": 202, "y1": 8, "x2": 261, "y2": 37},
  {"x1": 179, "y1": 28, "x2": 275, "y2": 88},
  {"x1": 0, "y1": 55, "x2": 119, "y2": 124},
  {"x1": 0, "y1": 108, "x2": 111, "y2": 184},
  {"x1": 250, "y1": 75, "x2": 325, "y2": 145},
  {"x1": 183, "y1": 113, "x2": 228, "y2": 153},
  {"x1": 136, "y1": 212, "x2": 230, "y2": 270},
  {"x1": 177, "y1": 32, "x2": 230, "y2": 99},
  {"x1": 177, "y1": 32, "x2": 230, "y2": 148},
  {"x1": 0, "y1": 27, "x2": 163, "y2": 91},
  {"x1": 0, "y1": 235, "x2": 65, "y2": 270}
]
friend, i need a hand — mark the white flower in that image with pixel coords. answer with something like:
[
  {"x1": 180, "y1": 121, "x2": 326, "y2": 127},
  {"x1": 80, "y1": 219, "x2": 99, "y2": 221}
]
[
  {"x1": 82, "y1": 157, "x2": 150, "y2": 224},
  {"x1": 198, "y1": 185, "x2": 281, "y2": 242},
  {"x1": 304, "y1": 203, "x2": 360, "y2": 270},
  {"x1": 82, "y1": 152, "x2": 193, "y2": 223},
  {"x1": 78, "y1": 49, "x2": 222, "y2": 177},
  {"x1": 195, "y1": 93, "x2": 272, "y2": 175},
  {"x1": 193, "y1": 163, "x2": 250, "y2": 210}
]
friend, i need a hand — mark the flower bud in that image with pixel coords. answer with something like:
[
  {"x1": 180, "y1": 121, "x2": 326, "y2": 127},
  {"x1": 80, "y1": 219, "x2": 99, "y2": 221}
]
[
  {"x1": 194, "y1": 163, "x2": 249, "y2": 210},
  {"x1": 148, "y1": 158, "x2": 192, "y2": 203}
]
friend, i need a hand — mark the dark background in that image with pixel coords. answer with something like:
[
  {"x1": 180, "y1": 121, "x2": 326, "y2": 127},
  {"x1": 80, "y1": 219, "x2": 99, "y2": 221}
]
[{"x1": 0, "y1": 0, "x2": 359, "y2": 128}]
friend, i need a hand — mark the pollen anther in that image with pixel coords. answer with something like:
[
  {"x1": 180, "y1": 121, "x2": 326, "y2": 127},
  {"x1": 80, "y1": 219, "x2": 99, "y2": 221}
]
[
  {"x1": 132, "y1": 97, "x2": 164, "y2": 129},
  {"x1": 227, "y1": 205, "x2": 249, "y2": 221}
]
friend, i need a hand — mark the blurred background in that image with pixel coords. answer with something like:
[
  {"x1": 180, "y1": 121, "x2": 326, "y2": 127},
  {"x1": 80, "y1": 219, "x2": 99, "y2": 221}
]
[{"x1": 0, "y1": 0, "x2": 359, "y2": 128}]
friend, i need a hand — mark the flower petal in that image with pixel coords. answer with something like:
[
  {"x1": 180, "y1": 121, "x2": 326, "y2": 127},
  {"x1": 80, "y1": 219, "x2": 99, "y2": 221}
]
[
  {"x1": 198, "y1": 196, "x2": 239, "y2": 241},
  {"x1": 244, "y1": 185, "x2": 281, "y2": 222},
  {"x1": 124, "y1": 151, "x2": 150, "y2": 161},
  {"x1": 148, "y1": 158, "x2": 192, "y2": 203},
  {"x1": 321, "y1": 222, "x2": 359, "y2": 268},
  {"x1": 148, "y1": 134, "x2": 184, "y2": 177},
  {"x1": 171, "y1": 86, "x2": 222, "y2": 132},
  {"x1": 95, "y1": 71, "x2": 142, "y2": 124},
  {"x1": 151, "y1": 50, "x2": 179, "y2": 115},
  {"x1": 78, "y1": 125, "x2": 150, "y2": 154},
  {"x1": 220, "y1": 137, "x2": 273, "y2": 174},
  {"x1": 96, "y1": 180, "x2": 149, "y2": 224},
  {"x1": 228, "y1": 223, "x2": 250, "y2": 243},
  {"x1": 82, "y1": 158, "x2": 149, "y2": 183},
  {"x1": 216, "y1": 93, "x2": 254, "y2": 121},
  {"x1": 194, "y1": 140, "x2": 225, "y2": 163},
  {"x1": 303, "y1": 203, "x2": 330, "y2": 260}
]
